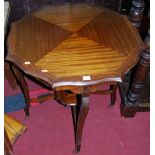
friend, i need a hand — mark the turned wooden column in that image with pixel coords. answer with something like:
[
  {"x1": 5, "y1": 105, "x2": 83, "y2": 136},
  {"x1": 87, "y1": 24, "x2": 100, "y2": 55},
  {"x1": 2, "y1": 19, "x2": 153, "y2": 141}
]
[
  {"x1": 128, "y1": 0, "x2": 145, "y2": 28},
  {"x1": 121, "y1": 30, "x2": 150, "y2": 117}
]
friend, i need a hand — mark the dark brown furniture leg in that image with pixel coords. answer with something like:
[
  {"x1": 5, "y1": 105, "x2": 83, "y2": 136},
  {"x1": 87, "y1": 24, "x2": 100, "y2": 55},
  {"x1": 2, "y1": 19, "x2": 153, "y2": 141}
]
[
  {"x1": 120, "y1": 30, "x2": 150, "y2": 117},
  {"x1": 109, "y1": 84, "x2": 117, "y2": 106},
  {"x1": 71, "y1": 106, "x2": 77, "y2": 132},
  {"x1": 4, "y1": 61, "x2": 18, "y2": 90},
  {"x1": 72, "y1": 87, "x2": 89, "y2": 153},
  {"x1": 11, "y1": 65, "x2": 30, "y2": 116}
]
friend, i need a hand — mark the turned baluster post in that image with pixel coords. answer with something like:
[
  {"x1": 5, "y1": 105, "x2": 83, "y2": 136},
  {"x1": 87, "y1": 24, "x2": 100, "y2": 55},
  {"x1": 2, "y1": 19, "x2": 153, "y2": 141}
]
[
  {"x1": 128, "y1": 0, "x2": 145, "y2": 28},
  {"x1": 121, "y1": 30, "x2": 150, "y2": 117}
]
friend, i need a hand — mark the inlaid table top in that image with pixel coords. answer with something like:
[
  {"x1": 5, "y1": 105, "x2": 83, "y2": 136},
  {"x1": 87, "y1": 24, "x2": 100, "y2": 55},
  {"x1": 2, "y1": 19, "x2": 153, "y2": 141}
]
[{"x1": 6, "y1": 4, "x2": 143, "y2": 89}]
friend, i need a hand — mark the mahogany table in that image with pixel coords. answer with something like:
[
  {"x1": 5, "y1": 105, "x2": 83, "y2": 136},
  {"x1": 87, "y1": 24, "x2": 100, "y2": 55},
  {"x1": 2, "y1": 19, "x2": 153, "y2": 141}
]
[{"x1": 6, "y1": 4, "x2": 143, "y2": 152}]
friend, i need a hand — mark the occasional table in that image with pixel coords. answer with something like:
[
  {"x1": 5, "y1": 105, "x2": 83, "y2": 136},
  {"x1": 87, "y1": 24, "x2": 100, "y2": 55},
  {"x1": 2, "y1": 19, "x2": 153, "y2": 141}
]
[{"x1": 6, "y1": 4, "x2": 143, "y2": 152}]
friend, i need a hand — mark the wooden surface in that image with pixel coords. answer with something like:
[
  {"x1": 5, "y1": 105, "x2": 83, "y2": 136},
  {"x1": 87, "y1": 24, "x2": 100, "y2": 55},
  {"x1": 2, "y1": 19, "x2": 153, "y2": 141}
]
[
  {"x1": 4, "y1": 114, "x2": 27, "y2": 144},
  {"x1": 4, "y1": 114, "x2": 27, "y2": 155},
  {"x1": 6, "y1": 4, "x2": 143, "y2": 91}
]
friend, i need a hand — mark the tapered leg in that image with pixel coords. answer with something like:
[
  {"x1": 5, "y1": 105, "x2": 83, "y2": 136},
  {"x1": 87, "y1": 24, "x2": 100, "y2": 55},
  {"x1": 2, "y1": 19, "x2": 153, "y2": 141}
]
[
  {"x1": 72, "y1": 87, "x2": 89, "y2": 153},
  {"x1": 12, "y1": 65, "x2": 30, "y2": 116},
  {"x1": 109, "y1": 84, "x2": 117, "y2": 106},
  {"x1": 71, "y1": 106, "x2": 77, "y2": 132}
]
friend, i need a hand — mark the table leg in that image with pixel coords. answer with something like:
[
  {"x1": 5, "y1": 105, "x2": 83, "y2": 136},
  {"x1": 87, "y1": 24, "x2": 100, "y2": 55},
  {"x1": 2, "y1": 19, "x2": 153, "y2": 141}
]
[
  {"x1": 12, "y1": 65, "x2": 30, "y2": 116},
  {"x1": 109, "y1": 84, "x2": 117, "y2": 106},
  {"x1": 4, "y1": 61, "x2": 18, "y2": 90},
  {"x1": 71, "y1": 106, "x2": 77, "y2": 132},
  {"x1": 72, "y1": 87, "x2": 89, "y2": 153}
]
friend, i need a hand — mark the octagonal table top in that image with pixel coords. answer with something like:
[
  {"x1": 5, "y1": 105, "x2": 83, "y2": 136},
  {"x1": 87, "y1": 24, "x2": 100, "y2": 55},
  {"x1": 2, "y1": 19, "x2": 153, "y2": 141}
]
[{"x1": 6, "y1": 4, "x2": 143, "y2": 89}]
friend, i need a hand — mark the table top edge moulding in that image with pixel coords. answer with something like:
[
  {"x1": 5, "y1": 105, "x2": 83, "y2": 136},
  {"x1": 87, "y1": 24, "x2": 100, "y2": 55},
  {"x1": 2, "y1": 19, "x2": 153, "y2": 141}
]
[{"x1": 6, "y1": 4, "x2": 144, "y2": 90}]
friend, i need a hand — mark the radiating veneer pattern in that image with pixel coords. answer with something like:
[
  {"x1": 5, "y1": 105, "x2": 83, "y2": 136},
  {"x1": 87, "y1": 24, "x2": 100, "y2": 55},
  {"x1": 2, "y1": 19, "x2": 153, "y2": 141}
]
[
  {"x1": 34, "y1": 5, "x2": 103, "y2": 32},
  {"x1": 11, "y1": 16, "x2": 72, "y2": 63},
  {"x1": 35, "y1": 33, "x2": 126, "y2": 78},
  {"x1": 7, "y1": 4, "x2": 143, "y2": 88}
]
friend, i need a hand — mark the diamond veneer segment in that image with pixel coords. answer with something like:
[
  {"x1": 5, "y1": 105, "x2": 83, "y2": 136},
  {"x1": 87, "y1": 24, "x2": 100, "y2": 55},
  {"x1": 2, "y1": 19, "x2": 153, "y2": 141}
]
[
  {"x1": 15, "y1": 16, "x2": 72, "y2": 63},
  {"x1": 34, "y1": 5, "x2": 103, "y2": 32},
  {"x1": 35, "y1": 33, "x2": 126, "y2": 78},
  {"x1": 78, "y1": 9, "x2": 137, "y2": 55}
]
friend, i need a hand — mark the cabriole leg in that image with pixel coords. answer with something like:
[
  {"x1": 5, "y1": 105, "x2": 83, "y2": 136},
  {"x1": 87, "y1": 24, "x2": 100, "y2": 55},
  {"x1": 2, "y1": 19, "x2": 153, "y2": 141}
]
[
  {"x1": 72, "y1": 87, "x2": 89, "y2": 153},
  {"x1": 12, "y1": 65, "x2": 30, "y2": 116}
]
